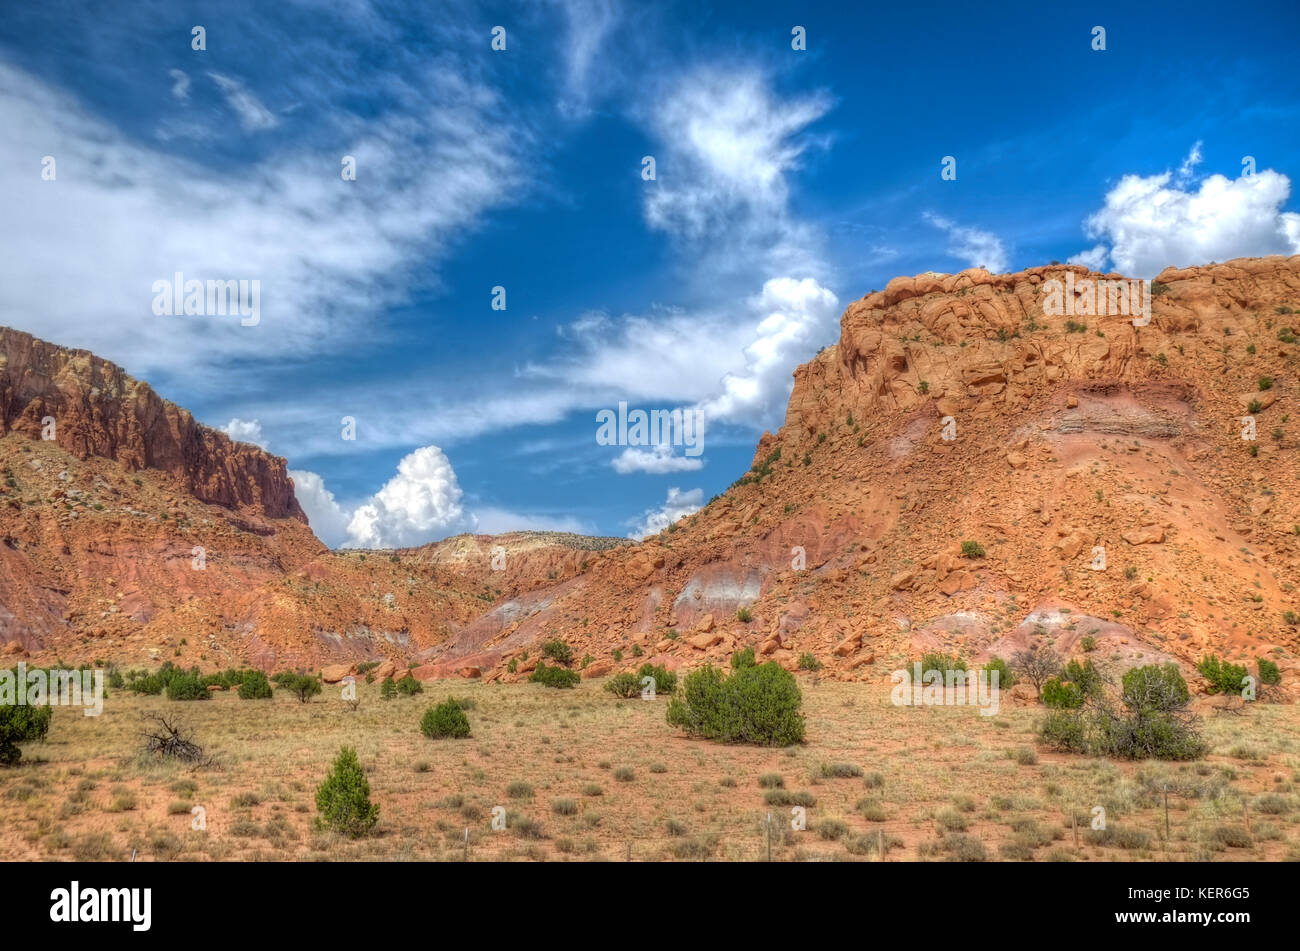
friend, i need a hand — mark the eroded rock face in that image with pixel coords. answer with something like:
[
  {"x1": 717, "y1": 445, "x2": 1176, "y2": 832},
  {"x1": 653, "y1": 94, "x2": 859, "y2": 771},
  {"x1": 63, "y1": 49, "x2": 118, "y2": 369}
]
[
  {"x1": 6, "y1": 255, "x2": 1300, "y2": 689},
  {"x1": 451, "y1": 256, "x2": 1300, "y2": 686},
  {"x1": 0, "y1": 327, "x2": 304, "y2": 520}
]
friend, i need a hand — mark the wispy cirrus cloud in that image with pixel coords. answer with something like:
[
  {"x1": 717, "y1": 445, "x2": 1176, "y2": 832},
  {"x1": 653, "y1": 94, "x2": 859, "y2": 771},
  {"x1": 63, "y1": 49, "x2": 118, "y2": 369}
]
[
  {"x1": 641, "y1": 66, "x2": 833, "y2": 278},
  {"x1": 208, "y1": 72, "x2": 278, "y2": 130},
  {"x1": 922, "y1": 211, "x2": 1009, "y2": 274},
  {"x1": 0, "y1": 59, "x2": 528, "y2": 391}
]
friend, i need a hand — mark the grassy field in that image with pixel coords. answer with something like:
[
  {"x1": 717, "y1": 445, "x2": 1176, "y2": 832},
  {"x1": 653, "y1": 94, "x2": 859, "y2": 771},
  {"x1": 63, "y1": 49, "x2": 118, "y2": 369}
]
[{"x1": 2, "y1": 677, "x2": 1298, "y2": 862}]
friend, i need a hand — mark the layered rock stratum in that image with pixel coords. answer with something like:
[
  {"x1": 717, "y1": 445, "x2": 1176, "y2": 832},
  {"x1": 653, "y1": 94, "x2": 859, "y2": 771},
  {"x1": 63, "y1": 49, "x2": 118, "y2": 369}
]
[{"x1": 3, "y1": 256, "x2": 1299, "y2": 693}]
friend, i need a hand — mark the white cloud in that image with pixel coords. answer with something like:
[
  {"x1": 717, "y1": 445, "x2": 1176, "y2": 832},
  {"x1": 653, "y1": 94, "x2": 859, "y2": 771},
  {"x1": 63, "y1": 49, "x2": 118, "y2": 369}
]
[
  {"x1": 292, "y1": 454, "x2": 589, "y2": 549},
  {"x1": 1177, "y1": 140, "x2": 1203, "y2": 184},
  {"x1": 510, "y1": 273, "x2": 839, "y2": 454},
  {"x1": 642, "y1": 66, "x2": 831, "y2": 277},
  {"x1": 0, "y1": 61, "x2": 526, "y2": 387},
  {"x1": 345, "y1": 446, "x2": 472, "y2": 549},
  {"x1": 627, "y1": 487, "x2": 703, "y2": 540},
  {"x1": 554, "y1": 0, "x2": 620, "y2": 116},
  {"x1": 288, "y1": 468, "x2": 352, "y2": 548},
  {"x1": 168, "y1": 69, "x2": 190, "y2": 102},
  {"x1": 208, "y1": 72, "x2": 279, "y2": 131},
  {"x1": 220, "y1": 418, "x2": 266, "y2": 448},
  {"x1": 1067, "y1": 244, "x2": 1109, "y2": 271},
  {"x1": 611, "y1": 443, "x2": 704, "y2": 474},
  {"x1": 1080, "y1": 147, "x2": 1300, "y2": 277},
  {"x1": 472, "y1": 507, "x2": 592, "y2": 535},
  {"x1": 923, "y1": 212, "x2": 1010, "y2": 274},
  {"x1": 694, "y1": 276, "x2": 839, "y2": 425}
]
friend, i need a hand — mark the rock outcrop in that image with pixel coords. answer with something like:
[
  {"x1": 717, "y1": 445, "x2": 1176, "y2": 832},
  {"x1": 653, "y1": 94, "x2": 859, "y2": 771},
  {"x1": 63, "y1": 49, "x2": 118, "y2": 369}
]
[
  {"x1": 4, "y1": 256, "x2": 1300, "y2": 693},
  {"x1": 0, "y1": 327, "x2": 304, "y2": 520}
]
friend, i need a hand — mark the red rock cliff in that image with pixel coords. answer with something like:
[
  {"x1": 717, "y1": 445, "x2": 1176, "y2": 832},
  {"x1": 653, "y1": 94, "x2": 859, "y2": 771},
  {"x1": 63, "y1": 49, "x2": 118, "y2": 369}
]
[{"x1": 0, "y1": 327, "x2": 306, "y2": 520}]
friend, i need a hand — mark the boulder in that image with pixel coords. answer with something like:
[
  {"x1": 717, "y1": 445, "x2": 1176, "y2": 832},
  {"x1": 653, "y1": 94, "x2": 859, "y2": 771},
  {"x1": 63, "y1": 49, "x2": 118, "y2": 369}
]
[{"x1": 320, "y1": 663, "x2": 353, "y2": 684}]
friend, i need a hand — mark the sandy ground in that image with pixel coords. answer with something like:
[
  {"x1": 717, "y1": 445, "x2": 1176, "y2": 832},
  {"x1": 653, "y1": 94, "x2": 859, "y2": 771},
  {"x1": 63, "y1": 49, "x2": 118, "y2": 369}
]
[{"x1": 1, "y1": 677, "x2": 1297, "y2": 862}]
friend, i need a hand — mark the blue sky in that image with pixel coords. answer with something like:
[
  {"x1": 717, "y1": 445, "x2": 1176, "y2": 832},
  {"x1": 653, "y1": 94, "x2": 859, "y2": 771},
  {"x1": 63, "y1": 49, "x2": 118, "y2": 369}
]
[{"x1": 2, "y1": 0, "x2": 1298, "y2": 546}]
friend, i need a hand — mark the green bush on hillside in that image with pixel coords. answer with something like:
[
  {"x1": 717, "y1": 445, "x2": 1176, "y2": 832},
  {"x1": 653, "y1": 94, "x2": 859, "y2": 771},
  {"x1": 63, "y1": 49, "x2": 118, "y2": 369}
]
[
  {"x1": 315, "y1": 746, "x2": 379, "y2": 837},
  {"x1": 0, "y1": 703, "x2": 52, "y2": 766},
  {"x1": 529, "y1": 662, "x2": 580, "y2": 689},
  {"x1": 1197, "y1": 655, "x2": 1249, "y2": 695},
  {"x1": 420, "y1": 699, "x2": 471, "y2": 739},
  {"x1": 666, "y1": 661, "x2": 805, "y2": 746},
  {"x1": 237, "y1": 670, "x2": 273, "y2": 700}
]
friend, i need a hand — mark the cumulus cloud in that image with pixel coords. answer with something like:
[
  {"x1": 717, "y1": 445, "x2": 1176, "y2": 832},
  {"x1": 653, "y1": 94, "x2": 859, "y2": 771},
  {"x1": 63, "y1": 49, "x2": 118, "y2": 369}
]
[
  {"x1": 519, "y1": 273, "x2": 839, "y2": 459},
  {"x1": 1079, "y1": 147, "x2": 1300, "y2": 277},
  {"x1": 923, "y1": 212, "x2": 1010, "y2": 274},
  {"x1": 1067, "y1": 244, "x2": 1109, "y2": 271},
  {"x1": 208, "y1": 72, "x2": 278, "y2": 131},
  {"x1": 627, "y1": 487, "x2": 703, "y2": 540},
  {"x1": 292, "y1": 451, "x2": 592, "y2": 549},
  {"x1": 345, "y1": 446, "x2": 471, "y2": 549},
  {"x1": 611, "y1": 443, "x2": 704, "y2": 474},
  {"x1": 220, "y1": 418, "x2": 266, "y2": 448},
  {"x1": 288, "y1": 468, "x2": 352, "y2": 548},
  {"x1": 694, "y1": 276, "x2": 839, "y2": 426}
]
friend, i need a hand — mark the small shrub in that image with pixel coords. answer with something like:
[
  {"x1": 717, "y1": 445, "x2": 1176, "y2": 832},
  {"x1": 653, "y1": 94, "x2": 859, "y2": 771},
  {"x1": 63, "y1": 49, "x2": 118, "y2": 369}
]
[
  {"x1": 285, "y1": 674, "x2": 323, "y2": 703},
  {"x1": 237, "y1": 670, "x2": 273, "y2": 700},
  {"x1": 420, "y1": 699, "x2": 470, "y2": 739},
  {"x1": 816, "y1": 818, "x2": 849, "y2": 841},
  {"x1": 637, "y1": 663, "x2": 677, "y2": 694},
  {"x1": 919, "y1": 653, "x2": 967, "y2": 675},
  {"x1": 856, "y1": 799, "x2": 887, "y2": 822},
  {"x1": 730, "y1": 647, "x2": 756, "y2": 669},
  {"x1": 604, "y1": 672, "x2": 642, "y2": 699},
  {"x1": 1042, "y1": 677, "x2": 1084, "y2": 709},
  {"x1": 529, "y1": 662, "x2": 580, "y2": 689},
  {"x1": 1197, "y1": 655, "x2": 1249, "y2": 695},
  {"x1": 1257, "y1": 658, "x2": 1282, "y2": 687},
  {"x1": 960, "y1": 540, "x2": 985, "y2": 559},
  {"x1": 982, "y1": 656, "x2": 1014, "y2": 688},
  {"x1": 540, "y1": 640, "x2": 573, "y2": 666},
  {"x1": 666, "y1": 662, "x2": 805, "y2": 746},
  {"x1": 315, "y1": 747, "x2": 379, "y2": 837},
  {"x1": 394, "y1": 674, "x2": 423, "y2": 696},
  {"x1": 763, "y1": 789, "x2": 816, "y2": 807},
  {"x1": 165, "y1": 674, "x2": 209, "y2": 701},
  {"x1": 797, "y1": 652, "x2": 822, "y2": 672},
  {"x1": 0, "y1": 704, "x2": 52, "y2": 766},
  {"x1": 940, "y1": 833, "x2": 987, "y2": 861}
]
